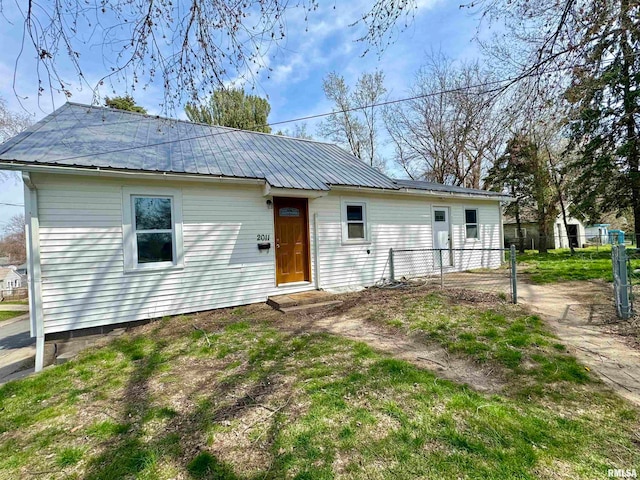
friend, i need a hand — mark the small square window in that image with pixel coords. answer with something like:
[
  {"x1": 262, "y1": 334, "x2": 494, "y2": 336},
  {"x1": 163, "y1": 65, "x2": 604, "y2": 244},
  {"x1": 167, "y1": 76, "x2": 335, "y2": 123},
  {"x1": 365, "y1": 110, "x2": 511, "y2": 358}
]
[
  {"x1": 465, "y1": 208, "x2": 479, "y2": 240},
  {"x1": 434, "y1": 210, "x2": 446, "y2": 222},
  {"x1": 343, "y1": 202, "x2": 367, "y2": 242}
]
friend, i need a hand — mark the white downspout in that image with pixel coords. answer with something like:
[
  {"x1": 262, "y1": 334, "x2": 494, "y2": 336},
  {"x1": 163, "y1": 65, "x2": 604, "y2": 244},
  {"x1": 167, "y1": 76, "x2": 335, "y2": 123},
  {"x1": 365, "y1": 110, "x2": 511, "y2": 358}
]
[
  {"x1": 313, "y1": 213, "x2": 321, "y2": 290},
  {"x1": 23, "y1": 173, "x2": 45, "y2": 372}
]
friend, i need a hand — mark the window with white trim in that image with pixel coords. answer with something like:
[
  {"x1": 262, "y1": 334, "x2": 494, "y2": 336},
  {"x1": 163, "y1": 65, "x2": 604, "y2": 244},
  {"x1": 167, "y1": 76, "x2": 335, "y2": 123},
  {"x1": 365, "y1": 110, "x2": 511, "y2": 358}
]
[
  {"x1": 465, "y1": 208, "x2": 479, "y2": 240},
  {"x1": 513, "y1": 227, "x2": 527, "y2": 239},
  {"x1": 123, "y1": 187, "x2": 184, "y2": 272},
  {"x1": 133, "y1": 196, "x2": 174, "y2": 263},
  {"x1": 342, "y1": 201, "x2": 368, "y2": 242}
]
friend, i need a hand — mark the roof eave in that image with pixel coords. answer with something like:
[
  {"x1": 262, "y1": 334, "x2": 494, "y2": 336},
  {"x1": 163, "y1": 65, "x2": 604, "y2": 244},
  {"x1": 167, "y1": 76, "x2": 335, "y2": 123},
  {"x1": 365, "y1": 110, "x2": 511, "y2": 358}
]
[{"x1": 0, "y1": 160, "x2": 267, "y2": 186}]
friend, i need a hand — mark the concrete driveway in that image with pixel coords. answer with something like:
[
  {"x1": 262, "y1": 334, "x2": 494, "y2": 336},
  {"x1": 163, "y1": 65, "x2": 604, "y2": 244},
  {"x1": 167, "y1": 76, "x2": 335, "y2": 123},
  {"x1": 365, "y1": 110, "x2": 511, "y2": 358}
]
[{"x1": 0, "y1": 312, "x2": 34, "y2": 384}]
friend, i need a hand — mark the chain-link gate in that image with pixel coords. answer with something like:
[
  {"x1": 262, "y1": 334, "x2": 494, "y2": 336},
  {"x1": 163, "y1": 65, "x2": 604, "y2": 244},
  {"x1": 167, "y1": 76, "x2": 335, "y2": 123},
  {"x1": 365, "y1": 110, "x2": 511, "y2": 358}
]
[{"x1": 388, "y1": 245, "x2": 519, "y2": 303}]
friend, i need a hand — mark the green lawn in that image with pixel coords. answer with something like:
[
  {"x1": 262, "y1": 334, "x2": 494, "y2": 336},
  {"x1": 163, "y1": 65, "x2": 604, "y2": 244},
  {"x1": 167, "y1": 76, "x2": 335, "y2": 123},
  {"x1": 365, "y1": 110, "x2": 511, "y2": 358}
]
[
  {"x1": 0, "y1": 299, "x2": 29, "y2": 305},
  {"x1": 514, "y1": 247, "x2": 614, "y2": 284},
  {"x1": 0, "y1": 310, "x2": 25, "y2": 322},
  {"x1": 0, "y1": 291, "x2": 638, "y2": 479}
]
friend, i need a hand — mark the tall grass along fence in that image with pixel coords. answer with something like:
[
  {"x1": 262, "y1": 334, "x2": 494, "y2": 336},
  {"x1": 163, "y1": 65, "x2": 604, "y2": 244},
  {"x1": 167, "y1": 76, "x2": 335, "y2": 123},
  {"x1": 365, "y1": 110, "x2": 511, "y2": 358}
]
[
  {"x1": 612, "y1": 245, "x2": 640, "y2": 319},
  {"x1": 388, "y1": 246, "x2": 518, "y2": 304}
]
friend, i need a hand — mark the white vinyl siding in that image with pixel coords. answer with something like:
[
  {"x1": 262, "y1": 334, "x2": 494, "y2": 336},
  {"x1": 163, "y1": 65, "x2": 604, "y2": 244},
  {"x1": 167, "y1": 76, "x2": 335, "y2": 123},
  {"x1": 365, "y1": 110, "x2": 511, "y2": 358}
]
[
  {"x1": 32, "y1": 173, "x2": 504, "y2": 334},
  {"x1": 34, "y1": 175, "x2": 314, "y2": 334}
]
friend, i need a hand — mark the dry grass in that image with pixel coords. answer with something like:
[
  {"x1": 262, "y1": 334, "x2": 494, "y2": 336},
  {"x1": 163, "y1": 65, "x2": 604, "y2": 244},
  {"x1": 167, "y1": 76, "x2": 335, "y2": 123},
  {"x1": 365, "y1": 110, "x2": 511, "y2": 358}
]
[{"x1": 0, "y1": 288, "x2": 638, "y2": 479}]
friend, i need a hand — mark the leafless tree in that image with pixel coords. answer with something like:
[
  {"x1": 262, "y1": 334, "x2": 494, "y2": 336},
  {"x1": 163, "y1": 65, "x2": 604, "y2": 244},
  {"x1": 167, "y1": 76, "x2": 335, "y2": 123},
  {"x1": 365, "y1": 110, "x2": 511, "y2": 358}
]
[
  {"x1": 318, "y1": 70, "x2": 387, "y2": 171},
  {"x1": 0, "y1": 214, "x2": 26, "y2": 265},
  {"x1": 7, "y1": 0, "x2": 416, "y2": 112},
  {"x1": 276, "y1": 123, "x2": 314, "y2": 140},
  {"x1": 467, "y1": 1, "x2": 588, "y2": 94},
  {"x1": 0, "y1": 97, "x2": 32, "y2": 182},
  {"x1": 0, "y1": 97, "x2": 32, "y2": 143},
  {"x1": 384, "y1": 54, "x2": 506, "y2": 188}
]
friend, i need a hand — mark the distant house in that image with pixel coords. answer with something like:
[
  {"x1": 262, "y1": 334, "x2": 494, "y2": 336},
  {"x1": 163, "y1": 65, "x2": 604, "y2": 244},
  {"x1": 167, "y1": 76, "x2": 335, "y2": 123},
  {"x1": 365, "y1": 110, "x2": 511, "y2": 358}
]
[
  {"x1": 0, "y1": 256, "x2": 10, "y2": 266},
  {"x1": 0, "y1": 266, "x2": 24, "y2": 294},
  {"x1": 503, "y1": 208, "x2": 587, "y2": 249},
  {"x1": 584, "y1": 224, "x2": 610, "y2": 245},
  {"x1": 0, "y1": 103, "x2": 510, "y2": 371}
]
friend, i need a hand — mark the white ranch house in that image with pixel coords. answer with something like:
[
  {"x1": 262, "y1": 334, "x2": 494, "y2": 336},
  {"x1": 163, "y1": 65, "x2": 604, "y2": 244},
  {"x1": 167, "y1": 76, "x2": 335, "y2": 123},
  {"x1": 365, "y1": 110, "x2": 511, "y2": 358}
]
[
  {"x1": 0, "y1": 103, "x2": 509, "y2": 370},
  {"x1": 0, "y1": 266, "x2": 24, "y2": 295}
]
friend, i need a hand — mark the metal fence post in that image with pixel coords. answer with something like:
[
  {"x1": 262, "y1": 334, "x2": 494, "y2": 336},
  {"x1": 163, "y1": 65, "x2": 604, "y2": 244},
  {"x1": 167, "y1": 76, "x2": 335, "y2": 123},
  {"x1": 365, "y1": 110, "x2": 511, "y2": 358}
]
[
  {"x1": 439, "y1": 249, "x2": 444, "y2": 288},
  {"x1": 619, "y1": 245, "x2": 631, "y2": 319},
  {"x1": 389, "y1": 248, "x2": 395, "y2": 282},
  {"x1": 510, "y1": 244, "x2": 518, "y2": 304}
]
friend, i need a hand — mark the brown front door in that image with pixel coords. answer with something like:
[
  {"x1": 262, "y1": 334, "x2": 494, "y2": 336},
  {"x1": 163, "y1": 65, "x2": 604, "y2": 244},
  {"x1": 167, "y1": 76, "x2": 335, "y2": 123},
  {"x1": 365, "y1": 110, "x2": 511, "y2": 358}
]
[{"x1": 274, "y1": 197, "x2": 310, "y2": 284}]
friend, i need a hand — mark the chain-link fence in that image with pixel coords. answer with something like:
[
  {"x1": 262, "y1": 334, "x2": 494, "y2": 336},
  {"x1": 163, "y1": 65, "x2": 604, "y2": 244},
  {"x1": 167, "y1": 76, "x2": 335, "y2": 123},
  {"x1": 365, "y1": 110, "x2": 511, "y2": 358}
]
[
  {"x1": 0, "y1": 287, "x2": 28, "y2": 302},
  {"x1": 388, "y1": 247, "x2": 518, "y2": 303},
  {"x1": 507, "y1": 232, "x2": 638, "y2": 253}
]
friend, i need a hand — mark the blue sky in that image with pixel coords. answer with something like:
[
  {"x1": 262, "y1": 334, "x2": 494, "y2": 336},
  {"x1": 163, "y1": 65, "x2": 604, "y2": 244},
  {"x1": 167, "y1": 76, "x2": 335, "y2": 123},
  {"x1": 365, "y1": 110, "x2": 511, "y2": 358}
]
[{"x1": 0, "y1": 0, "x2": 486, "y2": 226}]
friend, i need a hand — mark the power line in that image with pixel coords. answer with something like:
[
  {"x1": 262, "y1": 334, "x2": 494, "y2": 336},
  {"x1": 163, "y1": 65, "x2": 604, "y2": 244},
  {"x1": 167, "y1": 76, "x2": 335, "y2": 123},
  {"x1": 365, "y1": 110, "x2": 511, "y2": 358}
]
[
  {"x1": 13, "y1": 56, "x2": 626, "y2": 165},
  {"x1": 0, "y1": 202, "x2": 24, "y2": 207},
  {"x1": 33, "y1": 75, "x2": 519, "y2": 164}
]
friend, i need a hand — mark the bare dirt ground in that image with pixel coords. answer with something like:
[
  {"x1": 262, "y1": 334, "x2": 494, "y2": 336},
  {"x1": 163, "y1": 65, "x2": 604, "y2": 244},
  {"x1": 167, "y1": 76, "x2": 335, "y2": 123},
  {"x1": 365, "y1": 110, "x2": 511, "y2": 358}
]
[
  {"x1": 517, "y1": 279, "x2": 640, "y2": 406},
  {"x1": 278, "y1": 288, "x2": 510, "y2": 395},
  {"x1": 278, "y1": 276, "x2": 640, "y2": 407}
]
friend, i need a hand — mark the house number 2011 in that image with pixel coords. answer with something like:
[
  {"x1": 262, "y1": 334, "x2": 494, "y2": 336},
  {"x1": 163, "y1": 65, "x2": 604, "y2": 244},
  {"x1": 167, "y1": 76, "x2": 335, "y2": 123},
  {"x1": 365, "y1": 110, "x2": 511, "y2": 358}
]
[{"x1": 257, "y1": 234, "x2": 270, "y2": 241}]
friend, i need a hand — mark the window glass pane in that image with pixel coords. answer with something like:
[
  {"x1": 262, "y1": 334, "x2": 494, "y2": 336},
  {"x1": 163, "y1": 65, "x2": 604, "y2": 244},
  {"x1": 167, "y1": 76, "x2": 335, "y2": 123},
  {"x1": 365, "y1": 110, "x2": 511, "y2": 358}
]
[
  {"x1": 466, "y1": 225, "x2": 479, "y2": 239},
  {"x1": 279, "y1": 207, "x2": 300, "y2": 217},
  {"x1": 347, "y1": 205, "x2": 363, "y2": 222},
  {"x1": 135, "y1": 197, "x2": 172, "y2": 230},
  {"x1": 137, "y1": 233, "x2": 173, "y2": 263},
  {"x1": 348, "y1": 223, "x2": 365, "y2": 239},
  {"x1": 465, "y1": 209, "x2": 477, "y2": 224},
  {"x1": 434, "y1": 210, "x2": 446, "y2": 222}
]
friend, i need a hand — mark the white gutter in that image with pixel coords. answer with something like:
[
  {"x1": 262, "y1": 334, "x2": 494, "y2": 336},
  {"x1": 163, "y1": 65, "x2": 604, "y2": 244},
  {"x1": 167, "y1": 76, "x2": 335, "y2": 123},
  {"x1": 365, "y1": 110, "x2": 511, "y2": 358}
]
[
  {"x1": 0, "y1": 162, "x2": 265, "y2": 186},
  {"x1": 330, "y1": 185, "x2": 513, "y2": 202},
  {"x1": 263, "y1": 183, "x2": 328, "y2": 199},
  {"x1": 23, "y1": 172, "x2": 45, "y2": 372}
]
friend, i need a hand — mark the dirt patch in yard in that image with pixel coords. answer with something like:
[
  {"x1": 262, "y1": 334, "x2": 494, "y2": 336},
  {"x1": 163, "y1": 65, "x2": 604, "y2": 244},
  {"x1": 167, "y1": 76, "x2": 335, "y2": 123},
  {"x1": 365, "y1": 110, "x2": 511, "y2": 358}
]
[{"x1": 274, "y1": 287, "x2": 512, "y2": 395}]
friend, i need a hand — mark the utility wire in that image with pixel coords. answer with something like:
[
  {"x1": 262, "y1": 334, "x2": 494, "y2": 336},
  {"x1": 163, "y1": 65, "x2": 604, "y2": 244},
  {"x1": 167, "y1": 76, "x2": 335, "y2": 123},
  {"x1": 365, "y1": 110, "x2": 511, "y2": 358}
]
[
  {"x1": 30, "y1": 75, "x2": 520, "y2": 164},
  {"x1": 0, "y1": 202, "x2": 24, "y2": 207},
  {"x1": 10, "y1": 56, "x2": 628, "y2": 165}
]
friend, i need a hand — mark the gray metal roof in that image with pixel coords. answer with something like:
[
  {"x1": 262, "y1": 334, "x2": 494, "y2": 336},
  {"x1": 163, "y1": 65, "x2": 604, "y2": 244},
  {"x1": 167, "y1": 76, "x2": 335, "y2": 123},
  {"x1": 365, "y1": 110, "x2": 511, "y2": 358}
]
[
  {"x1": 393, "y1": 179, "x2": 507, "y2": 199},
  {"x1": 0, "y1": 103, "x2": 506, "y2": 200},
  {"x1": 0, "y1": 103, "x2": 397, "y2": 191}
]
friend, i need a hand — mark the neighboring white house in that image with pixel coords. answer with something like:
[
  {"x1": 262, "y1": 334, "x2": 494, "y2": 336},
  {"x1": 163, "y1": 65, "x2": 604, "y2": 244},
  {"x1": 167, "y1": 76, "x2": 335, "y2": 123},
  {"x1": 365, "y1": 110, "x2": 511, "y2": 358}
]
[
  {"x1": 503, "y1": 209, "x2": 587, "y2": 249},
  {"x1": 584, "y1": 224, "x2": 610, "y2": 245},
  {"x1": 0, "y1": 266, "x2": 24, "y2": 294},
  {"x1": 0, "y1": 103, "x2": 510, "y2": 371}
]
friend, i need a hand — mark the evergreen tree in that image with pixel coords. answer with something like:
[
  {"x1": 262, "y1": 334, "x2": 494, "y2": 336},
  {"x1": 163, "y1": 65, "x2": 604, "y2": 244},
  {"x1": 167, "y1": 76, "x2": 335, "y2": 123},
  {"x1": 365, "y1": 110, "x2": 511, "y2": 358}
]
[
  {"x1": 104, "y1": 95, "x2": 147, "y2": 114},
  {"x1": 486, "y1": 133, "x2": 558, "y2": 253},
  {"x1": 486, "y1": 134, "x2": 536, "y2": 253},
  {"x1": 566, "y1": 0, "x2": 640, "y2": 238},
  {"x1": 185, "y1": 89, "x2": 272, "y2": 133}
]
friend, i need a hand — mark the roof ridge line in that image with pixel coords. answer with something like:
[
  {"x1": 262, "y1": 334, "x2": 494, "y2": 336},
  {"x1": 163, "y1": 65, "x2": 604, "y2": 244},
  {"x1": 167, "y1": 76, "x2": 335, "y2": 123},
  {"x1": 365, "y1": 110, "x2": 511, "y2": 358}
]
[{"x1": 64, "y1": 102, "x2": 338, "y2": 147}]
